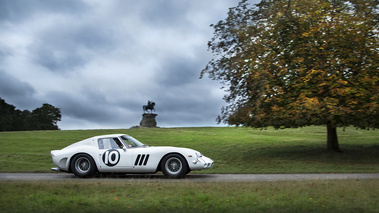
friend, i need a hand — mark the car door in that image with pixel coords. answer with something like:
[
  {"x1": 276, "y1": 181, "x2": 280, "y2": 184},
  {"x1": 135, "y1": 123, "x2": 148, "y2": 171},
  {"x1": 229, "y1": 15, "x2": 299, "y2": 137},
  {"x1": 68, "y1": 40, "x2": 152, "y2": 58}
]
[{"x1": 97, "y1": 137, "x2": 133, "y2": 172}]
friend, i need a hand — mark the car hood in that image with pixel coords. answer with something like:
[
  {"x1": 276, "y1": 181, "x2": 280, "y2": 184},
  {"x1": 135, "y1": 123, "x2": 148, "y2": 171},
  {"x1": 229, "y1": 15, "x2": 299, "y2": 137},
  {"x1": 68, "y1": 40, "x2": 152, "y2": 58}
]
[{"x1": 141, "y1": 146, "x2": 198, "y2": 153}]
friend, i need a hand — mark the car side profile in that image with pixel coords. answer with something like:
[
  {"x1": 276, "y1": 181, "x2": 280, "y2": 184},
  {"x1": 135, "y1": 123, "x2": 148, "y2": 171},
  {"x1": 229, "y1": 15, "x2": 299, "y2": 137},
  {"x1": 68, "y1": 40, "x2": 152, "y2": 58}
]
[{"x1": 51, "y1": 134, "x2": 213, "y2": 178}]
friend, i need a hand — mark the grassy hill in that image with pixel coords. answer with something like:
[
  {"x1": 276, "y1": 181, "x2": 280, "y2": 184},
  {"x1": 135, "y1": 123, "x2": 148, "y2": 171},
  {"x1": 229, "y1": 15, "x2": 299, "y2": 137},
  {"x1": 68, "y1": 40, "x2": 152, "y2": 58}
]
[
  {"x1": 1, "y1": 126, "x2": 379, "y2": 212},
  {"x1": 0, "y1": 126, "x2": 378, "y2": 173}
]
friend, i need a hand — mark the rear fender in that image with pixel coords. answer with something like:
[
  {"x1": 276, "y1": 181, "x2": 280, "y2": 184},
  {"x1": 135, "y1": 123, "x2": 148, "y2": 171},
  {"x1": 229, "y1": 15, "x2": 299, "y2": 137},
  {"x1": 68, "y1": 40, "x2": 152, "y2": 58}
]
[{"x1": 68, "y1": 153, "x2": 98, "y2": 173}]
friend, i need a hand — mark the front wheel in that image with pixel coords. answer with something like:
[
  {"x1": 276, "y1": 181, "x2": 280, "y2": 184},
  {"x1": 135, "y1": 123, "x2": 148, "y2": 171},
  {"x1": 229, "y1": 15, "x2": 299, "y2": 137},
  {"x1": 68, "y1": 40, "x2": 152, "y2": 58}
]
[
  {"x1": 161, "y1": 154, "x2": 188, "y2": 179},
  {"x1": 71, "y1": 154, "x2": 96, "y2": 178}
]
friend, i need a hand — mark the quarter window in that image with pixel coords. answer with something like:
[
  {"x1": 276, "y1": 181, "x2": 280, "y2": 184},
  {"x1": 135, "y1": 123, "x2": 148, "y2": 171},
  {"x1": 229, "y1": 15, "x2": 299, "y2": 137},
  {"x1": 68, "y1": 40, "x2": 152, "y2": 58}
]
[{"x1": 98, "y1": 138, "x2": 124, "y2": 149}]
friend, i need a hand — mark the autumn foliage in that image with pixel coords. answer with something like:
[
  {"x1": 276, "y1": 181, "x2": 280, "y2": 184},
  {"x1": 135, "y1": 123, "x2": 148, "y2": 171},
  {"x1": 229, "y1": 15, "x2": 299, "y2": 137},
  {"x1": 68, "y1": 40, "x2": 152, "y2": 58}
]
[{"x1": 202, "y1": 0, "x2": 378, "y2": 151}]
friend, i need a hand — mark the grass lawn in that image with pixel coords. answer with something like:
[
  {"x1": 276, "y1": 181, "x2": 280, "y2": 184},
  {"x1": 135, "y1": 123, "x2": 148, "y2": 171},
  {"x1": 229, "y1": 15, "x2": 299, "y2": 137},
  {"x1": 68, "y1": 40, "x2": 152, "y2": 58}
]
[
  {"x1": 0, "y1": 126, "x2": 378, "y2": 173},
  {"x1": 0, "y1": 126, "x2": 378, "y2": 212},
  {"x1": 1, "y1": 179, "x2": 378, "y2": 213}
]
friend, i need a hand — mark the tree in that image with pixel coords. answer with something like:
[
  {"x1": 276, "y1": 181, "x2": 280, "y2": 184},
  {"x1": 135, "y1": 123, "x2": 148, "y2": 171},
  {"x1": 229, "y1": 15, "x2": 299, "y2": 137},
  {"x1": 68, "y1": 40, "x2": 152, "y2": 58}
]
[
  {"x1": 0, "y1": 98, "x2": 15, "y2": 131},
  {"x1": 31, "y1": 104, "x2": 61, "y2": 130},
  {"x1": 201, "y1": 0, "x2": 379, "y2": 151},
  {"x1": 0, "y1": 98, "x2": 61, "y2": 131},
  {"x1": 12, "y1": 109, "x2": 32, "y2": 131}
]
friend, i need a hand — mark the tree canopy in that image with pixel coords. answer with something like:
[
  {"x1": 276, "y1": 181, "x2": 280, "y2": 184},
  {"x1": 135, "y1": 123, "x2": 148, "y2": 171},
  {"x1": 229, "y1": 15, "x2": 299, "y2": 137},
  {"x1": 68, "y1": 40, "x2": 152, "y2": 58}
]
[
  {"x1": 0, "y1": 98, "x2": 61, "y2": 131},
  {"x1": 202, "y1": 0, "x2": 378, "y2": 151}
]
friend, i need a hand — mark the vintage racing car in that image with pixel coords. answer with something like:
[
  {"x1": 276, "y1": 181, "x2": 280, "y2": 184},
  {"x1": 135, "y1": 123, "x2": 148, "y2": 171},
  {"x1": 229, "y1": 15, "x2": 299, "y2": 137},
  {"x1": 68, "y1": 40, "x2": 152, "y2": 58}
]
[{"x1": 51, "y1": 134, "x2": 213, "y2": 178}]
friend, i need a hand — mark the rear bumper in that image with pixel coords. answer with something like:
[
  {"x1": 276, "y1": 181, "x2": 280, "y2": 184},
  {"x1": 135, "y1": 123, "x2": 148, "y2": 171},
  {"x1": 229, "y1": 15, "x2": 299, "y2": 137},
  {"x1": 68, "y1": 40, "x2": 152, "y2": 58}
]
[
  {"x1": 51, "y1": 167, "x2": 61, "y2": 172},
  {"x1": 51, "y1": 150, "x2": 70, "y2": 172}
]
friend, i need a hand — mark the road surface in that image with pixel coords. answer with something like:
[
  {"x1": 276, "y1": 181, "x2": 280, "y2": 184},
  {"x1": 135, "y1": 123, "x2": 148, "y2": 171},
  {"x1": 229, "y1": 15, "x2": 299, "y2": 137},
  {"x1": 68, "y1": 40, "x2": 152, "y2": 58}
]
[{"x1": 1, "y1": 173, "x2": 378, "y2": 182}]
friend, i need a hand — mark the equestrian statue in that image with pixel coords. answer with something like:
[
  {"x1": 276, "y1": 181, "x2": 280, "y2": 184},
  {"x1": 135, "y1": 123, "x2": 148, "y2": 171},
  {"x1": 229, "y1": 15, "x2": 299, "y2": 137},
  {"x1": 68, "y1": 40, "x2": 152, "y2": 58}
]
[{"x1": 143, "y1": 100, "x2": 155, "y2": 113}]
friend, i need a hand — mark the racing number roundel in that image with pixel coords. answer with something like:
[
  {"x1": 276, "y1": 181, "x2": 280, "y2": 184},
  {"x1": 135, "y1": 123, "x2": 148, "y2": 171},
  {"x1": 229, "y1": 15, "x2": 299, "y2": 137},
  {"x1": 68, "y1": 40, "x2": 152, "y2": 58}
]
[{"x1": 102, "y1": 149, "x2": 120, "y2": 166}]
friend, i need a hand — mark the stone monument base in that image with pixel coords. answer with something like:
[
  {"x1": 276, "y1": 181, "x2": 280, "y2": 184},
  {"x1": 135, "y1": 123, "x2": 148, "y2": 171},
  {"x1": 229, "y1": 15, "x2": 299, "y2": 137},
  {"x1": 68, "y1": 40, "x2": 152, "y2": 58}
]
[{"x1": 140, "y1": 113, "x2": 157, "y2": 127}]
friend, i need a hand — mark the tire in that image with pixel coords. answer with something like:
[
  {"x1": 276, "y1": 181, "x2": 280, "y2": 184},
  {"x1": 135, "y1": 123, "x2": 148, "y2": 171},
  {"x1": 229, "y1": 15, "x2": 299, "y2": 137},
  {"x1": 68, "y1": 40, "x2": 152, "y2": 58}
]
[
  {"x1": 71, "y1": 154, "x2": 96, "y2": 178},
  {"x1": 160, "y1": 154, "x2": 188, "y2": 179}
]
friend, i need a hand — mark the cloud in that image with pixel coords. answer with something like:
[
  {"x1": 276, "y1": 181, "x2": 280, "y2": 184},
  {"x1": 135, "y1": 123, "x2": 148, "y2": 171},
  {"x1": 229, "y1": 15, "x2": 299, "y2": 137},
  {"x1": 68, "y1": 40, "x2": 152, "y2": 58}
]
[
  {"x1": 0, "y1": 0, "x2": 88, "y2": 23},
  {"x1": 28, "y1": 22, "x2": 117, "y2": 72},
  {"x1": 0, "y1": 70, "x2": 39, "y2": 109},
  {"x1": 0, "y1": 70, "x2": 35, "y2": 96},
  {"x1": 156, "y1": 56, "x2": 200, "y2": 86},
  {"x1": 0, "y1": 0, "x2": 248, "y2": 129}
]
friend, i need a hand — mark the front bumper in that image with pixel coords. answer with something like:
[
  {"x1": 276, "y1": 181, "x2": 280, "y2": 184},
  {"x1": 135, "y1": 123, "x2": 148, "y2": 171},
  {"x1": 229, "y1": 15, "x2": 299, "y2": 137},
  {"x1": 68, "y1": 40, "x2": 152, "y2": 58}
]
[{"x1": 190, "y1": 155, "x2": 214, "y2": 170}]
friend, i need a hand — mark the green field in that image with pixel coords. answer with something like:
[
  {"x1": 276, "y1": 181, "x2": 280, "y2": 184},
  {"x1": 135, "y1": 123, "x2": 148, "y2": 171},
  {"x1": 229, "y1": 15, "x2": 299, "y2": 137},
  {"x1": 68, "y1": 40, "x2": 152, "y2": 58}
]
[
  {"x1": 1, "y1": 126, "x2": 378, "y2": 212},
  {"x1": 0, "y1": 126, "x2": 378, "y2": 173},
  {"x1": 1, "y1": 180, "x2": 378, "y2": 213}
]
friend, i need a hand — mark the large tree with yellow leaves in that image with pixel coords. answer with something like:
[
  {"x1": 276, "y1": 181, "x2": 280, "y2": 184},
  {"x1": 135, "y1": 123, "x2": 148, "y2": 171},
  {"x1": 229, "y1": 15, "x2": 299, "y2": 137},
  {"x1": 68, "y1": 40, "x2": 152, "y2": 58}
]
[{"x1": 202, "y1": 0, "x2": 378, "y2": 151}]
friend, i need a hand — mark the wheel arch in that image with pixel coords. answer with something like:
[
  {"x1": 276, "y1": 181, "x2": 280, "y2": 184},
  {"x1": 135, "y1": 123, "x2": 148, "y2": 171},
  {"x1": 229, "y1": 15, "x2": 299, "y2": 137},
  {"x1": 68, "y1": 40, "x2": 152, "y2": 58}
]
[
  {"x1": 68, "y1": 152, "x2": 98, "y2": 173},
  {"x1": 156, "y1": 152, "x2": 189, "y2": 172}
]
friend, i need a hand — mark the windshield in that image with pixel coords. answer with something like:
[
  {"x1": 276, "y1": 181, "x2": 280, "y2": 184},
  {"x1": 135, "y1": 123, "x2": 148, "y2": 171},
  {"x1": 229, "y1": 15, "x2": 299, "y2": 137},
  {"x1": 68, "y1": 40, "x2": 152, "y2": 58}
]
[{"x1": 120, "y1": 135, "x2": 147, "y2": 148}]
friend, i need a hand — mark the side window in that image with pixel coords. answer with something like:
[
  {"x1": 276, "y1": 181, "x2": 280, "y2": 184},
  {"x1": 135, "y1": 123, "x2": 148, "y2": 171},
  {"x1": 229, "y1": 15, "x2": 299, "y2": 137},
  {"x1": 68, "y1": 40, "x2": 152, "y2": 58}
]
[
  {"x1": 121, "y1": 136, "x2": 137, "y2": 148},
  {"x1": 98, "y1": 139, "x2": 110, "y2": 149},
  {"x1": 98, "y1": 138, "x2": 124, "y2": 149},
  {"x1": 113, "y1": 137, "x2": 124, "y2": 149}
]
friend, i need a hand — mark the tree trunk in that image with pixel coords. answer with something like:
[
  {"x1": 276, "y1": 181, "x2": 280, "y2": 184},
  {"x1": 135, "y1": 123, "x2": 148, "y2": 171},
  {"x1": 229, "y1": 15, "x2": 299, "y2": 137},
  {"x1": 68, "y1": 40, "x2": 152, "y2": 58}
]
[{"x1": 326, "y1": 121, "x2": 341, "y2": 152}]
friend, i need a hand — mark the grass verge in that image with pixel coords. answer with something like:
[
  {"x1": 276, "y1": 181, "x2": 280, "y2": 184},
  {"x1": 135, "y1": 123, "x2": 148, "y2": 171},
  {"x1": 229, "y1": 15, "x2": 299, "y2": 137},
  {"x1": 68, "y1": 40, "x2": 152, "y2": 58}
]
[
  {"x1": 0, "y1": 126, "x2": 378, "y2": 173},
  {"x1": 0, "y1": 179, "x2": 378, "y2": 213}
]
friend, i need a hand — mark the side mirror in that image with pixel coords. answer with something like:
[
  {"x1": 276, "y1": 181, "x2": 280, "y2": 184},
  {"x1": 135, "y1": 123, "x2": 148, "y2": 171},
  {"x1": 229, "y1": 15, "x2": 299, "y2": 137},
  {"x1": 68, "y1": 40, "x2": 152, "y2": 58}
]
[{"x1": 123, "y1": 147, "x2": 127, "y2": 152}]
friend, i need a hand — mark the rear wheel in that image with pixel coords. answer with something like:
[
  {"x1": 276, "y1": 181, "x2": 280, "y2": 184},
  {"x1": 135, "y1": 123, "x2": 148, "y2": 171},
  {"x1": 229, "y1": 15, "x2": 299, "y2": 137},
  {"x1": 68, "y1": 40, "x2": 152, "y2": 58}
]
[
  {"x1": 71, "y1": 154, "x2": 96, "y2": 178},
  {"x1": 161, "y1": 154, "x2": 188, "y2": 179}
]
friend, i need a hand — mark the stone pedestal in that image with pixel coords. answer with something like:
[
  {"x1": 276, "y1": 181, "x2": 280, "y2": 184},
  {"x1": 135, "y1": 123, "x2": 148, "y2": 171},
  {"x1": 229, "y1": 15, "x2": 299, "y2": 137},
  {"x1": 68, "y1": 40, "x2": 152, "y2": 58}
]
[{"x1": 140, "y1": 113, "x2": 157, "y2": 127}]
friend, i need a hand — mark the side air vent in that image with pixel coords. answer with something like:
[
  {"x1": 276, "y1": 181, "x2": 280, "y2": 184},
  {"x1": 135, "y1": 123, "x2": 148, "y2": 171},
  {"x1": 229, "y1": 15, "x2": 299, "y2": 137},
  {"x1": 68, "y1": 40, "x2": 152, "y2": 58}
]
[{"x1": 134, "y1": 154, "x2": 150, "y2": 166}]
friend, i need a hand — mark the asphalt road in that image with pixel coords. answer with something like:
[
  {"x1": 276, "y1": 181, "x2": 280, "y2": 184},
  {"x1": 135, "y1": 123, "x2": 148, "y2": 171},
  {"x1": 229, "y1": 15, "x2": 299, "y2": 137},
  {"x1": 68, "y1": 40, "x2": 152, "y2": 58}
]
[{"x1": 1, "y1": 173, "x2": 379, "y2": 182}]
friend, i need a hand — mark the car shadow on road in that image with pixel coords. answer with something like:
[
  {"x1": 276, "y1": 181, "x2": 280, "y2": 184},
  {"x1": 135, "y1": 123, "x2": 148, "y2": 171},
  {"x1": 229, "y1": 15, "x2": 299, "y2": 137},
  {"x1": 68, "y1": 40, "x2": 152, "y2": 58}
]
[{"x1": 89, "y1": 173, "x2": 215, "y2": 180}]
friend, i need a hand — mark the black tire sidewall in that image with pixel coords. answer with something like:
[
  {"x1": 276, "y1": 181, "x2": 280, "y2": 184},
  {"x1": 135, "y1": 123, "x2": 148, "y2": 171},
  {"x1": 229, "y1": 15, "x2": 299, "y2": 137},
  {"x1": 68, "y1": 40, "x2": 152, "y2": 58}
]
[
  {"x1": 161, "y1": 154, "x2": 188, "y2": 179},
  {"x1": 71, "y1": 154, "x2": 96, "y2": 178}
]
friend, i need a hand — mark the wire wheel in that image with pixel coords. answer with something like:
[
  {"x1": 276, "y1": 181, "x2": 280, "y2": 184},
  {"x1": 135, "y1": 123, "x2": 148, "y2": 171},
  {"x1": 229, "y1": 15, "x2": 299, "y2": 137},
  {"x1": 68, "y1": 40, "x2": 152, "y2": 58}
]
[
  {"x1": 161, "y1": 154, "x2": 188, "y2": 178},
  {"x1": 75, "y1": 157, "x2": 91, "y2": 173},
  {"x1": 165, "y1": 157, "x2": 182, "y2": 175},
  {"x1": 71, "y1": 154, "x2": 96, "y2": 178}
]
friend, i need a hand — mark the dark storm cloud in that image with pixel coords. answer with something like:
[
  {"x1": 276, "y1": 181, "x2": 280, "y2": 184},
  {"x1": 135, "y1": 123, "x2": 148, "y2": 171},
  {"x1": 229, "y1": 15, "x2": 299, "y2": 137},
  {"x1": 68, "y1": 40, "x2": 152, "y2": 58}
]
[
  {"x1": 0, "y1": 70, "x2": 35, "y2": 97},
  {"x1": 151, "y1": 55, "x2": 224, "y2": 126},
  {"x1": 0, "y1": 44, "x2": 12, "y2": 65},
  {"x1": 0, "y1": 70, "x2": 40, "y2": 109},
  {"x1": 0, "y1": 0, "x2": 88, "y2": 23},
  {"x1": 138, "y1": 0, "x2": 190, "y2": 27},
  {"x1": 45, "y1": 88, "x2": 143, "y2": 126},
  {"x1": 156, "y1": 57, "x2": 200, "y2": 86},
  {"x1": 29, "y1": 45, "x2": 86, "y2": 72},
  {"x1": 29, "y1": 22, "x2": 118, "y2": 72},
  {"x1": 45, "y1": 90, "x2": 115, "y2": 124},
  {"x1": 0, "y1": 0, "x2": 245, "y2": 129}
]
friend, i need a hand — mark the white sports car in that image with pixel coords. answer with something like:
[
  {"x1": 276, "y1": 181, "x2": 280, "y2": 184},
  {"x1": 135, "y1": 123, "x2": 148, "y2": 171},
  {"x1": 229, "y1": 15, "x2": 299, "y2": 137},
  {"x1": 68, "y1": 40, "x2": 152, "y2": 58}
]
[{"x1": 51, "y1": 134, "x2": 214, "y2": 178}]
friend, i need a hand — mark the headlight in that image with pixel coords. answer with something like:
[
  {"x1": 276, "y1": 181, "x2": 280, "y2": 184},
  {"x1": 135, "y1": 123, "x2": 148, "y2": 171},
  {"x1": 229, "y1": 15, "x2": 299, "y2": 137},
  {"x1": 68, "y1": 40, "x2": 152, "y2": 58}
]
[{"x1": 192, "y1": 152, "x2": 203, "y2": 164}]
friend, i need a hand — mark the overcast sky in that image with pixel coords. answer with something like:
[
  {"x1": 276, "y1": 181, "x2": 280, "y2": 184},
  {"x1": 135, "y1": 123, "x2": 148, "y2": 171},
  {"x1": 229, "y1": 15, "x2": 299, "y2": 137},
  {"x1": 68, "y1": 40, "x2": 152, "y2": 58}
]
[{"x1": 1, "y1": 0, "x2": 259, "y2": 130}]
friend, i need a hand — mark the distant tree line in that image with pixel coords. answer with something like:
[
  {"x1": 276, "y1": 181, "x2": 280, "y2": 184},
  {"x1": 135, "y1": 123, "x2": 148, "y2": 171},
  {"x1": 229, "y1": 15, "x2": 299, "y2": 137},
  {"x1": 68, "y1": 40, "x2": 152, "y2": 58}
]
[{"x1": 0, "y1": 98, "x2": 61, "y2": 131}]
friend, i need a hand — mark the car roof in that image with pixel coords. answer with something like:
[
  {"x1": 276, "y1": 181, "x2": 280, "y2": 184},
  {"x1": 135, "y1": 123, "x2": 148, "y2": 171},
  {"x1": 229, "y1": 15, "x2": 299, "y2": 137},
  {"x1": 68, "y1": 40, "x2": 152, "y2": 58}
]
[{"x1": 91, "y1": 134, "x2": 126, "y2": 139}]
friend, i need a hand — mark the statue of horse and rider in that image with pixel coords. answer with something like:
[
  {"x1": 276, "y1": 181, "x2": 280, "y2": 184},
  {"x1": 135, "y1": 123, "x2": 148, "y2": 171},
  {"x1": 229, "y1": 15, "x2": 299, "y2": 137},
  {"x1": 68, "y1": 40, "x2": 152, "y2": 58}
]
[{"x1": 143, "y1": 100, "x2": 155, "y2": 113}]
